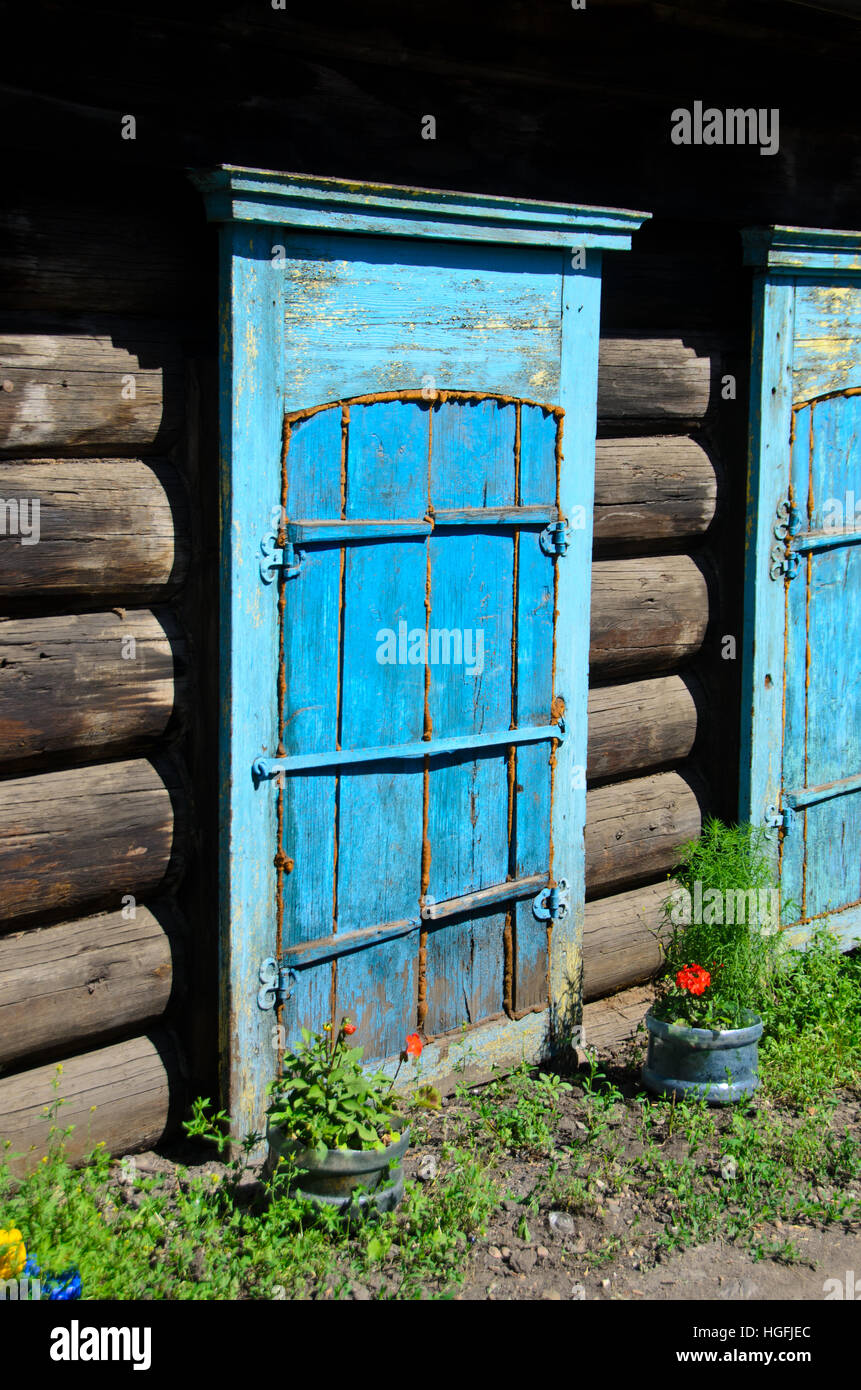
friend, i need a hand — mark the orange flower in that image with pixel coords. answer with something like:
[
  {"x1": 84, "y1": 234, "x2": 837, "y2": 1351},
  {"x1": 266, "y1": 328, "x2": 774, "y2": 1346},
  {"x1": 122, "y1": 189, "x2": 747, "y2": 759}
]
[
  {"x1": 405, "y1": 1033, "x2": 423, "y2": 1058},
  {"x1": 343, "y1": 1022, "x2": 357, "y2": 1036}
]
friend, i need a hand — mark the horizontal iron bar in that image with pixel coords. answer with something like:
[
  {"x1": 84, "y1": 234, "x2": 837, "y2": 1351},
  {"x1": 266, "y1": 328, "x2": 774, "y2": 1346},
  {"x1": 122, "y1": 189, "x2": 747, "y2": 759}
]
[
  {"x1": 421, "y1": 872, "x2": 549, "y2": 921},
  {"x1": 784, "y1": 772, "x2": 861, "y2": 810},
  {"x1": 284, "y1": 506, "x2": 558, "y2": 545},
  {"x1": 284, "y1": 917, "x2": 420, "y2": 970},
  {"x1": 431, "y1": 505, "x2": 557, "y2": 527},
  {"x1": 287, "y1": 518, "x2": 432, "y2": 542},
  {"x1": 254, "y1": 721, "x2": 565, "y2": 778},
  {"x1": 790, "y1": 527, "x2": 861, "y2": 554},
  {"x1": 283, "y1": 874, "x2": 553, "y2": 968}
]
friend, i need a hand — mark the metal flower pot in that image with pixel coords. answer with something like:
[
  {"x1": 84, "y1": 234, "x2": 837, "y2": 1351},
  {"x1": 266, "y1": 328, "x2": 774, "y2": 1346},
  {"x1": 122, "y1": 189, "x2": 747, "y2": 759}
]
[
  {"x1": 641, "y1": 1010, "x2": 763, "y2": 1104},
  {"x1": 266, "y1": 1123, "x2": 411, "y2": 1213}
]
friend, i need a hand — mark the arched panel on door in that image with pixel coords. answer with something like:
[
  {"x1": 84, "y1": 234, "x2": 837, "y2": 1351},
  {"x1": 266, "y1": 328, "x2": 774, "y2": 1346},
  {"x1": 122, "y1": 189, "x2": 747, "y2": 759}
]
[{"x1": 258, "y1": 390, "x2": 565, "y2": 1065}]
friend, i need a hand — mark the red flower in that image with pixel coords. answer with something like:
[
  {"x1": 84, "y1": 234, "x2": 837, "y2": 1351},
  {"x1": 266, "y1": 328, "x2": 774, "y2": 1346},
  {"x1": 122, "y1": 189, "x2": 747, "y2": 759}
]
[
  {"x1": 342, "y1": 1022, "x2": 357, "y2": 1036},
  {"x1": 676, "y1": 963, "x2": 711, "y2": 996},
  {"x1": 405, "y1": 1033, "x2": 423, "y2": 1058}
]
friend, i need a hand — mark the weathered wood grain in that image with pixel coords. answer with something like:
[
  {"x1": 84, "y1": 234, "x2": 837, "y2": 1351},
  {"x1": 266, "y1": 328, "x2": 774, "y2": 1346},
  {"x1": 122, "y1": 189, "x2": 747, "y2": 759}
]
[
  {"x1": 0, "y1": 609, "x2": 186, "y2": 767},
  {"x1": 597, "y1": 338, "x2": 713, "y2": 425},
  {"x1": 0, "y1": 1031, "x2": 182, "y2": 1176},
  {"x1": 587, "y1": 674, "x2": 699, "y2": 782},
  {"x1": 583, "y1": 982, "x2": 655, "y2": 1052},
  {"x1": 590, "y1": 555, "x2": 709, "y2": 677},
  {"x1": 0, "y1": 459, "x2": 189, "y2": 595},
  {"x1": 585, "y1": 770, "x2": 702, "y2": 897},
  {"x1": 583, "y1": 879, "x2": 674, "y2": 1001},
  {"x1": 0, "y1": 320, "x2": 184, "y2": 455},
  {"x1": 0, "y1": 901, "x2": 182, "y2": 1067},
  {"x1": 0, "y1": 758, "x2": 185, "y2": 926},
  {"x1": 593, "y1": 436, "x2": 717, "y2": 549}
]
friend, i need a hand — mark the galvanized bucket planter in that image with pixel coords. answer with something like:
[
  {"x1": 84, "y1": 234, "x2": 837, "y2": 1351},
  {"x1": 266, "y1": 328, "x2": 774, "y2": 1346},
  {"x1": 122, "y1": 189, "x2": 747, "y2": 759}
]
[
  {"x1": 266, "y1": 1123, "x2": 410, "y2": 1214},
  {"x1": 641, "y1": 1010, "x2": 763, "y2": 1104}
]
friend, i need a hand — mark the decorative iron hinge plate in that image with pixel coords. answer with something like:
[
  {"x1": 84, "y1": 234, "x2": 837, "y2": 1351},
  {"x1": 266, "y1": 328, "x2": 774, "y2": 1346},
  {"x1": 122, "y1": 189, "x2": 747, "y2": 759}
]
[
  {"x1": 257, "y1": 956, "x2": 296, "y2": 1010},
  {"x1": 533, "y1": 879, "x2": 569, "y2": 921},
  {"x1": 764, "y1": 804, "x2": 785, "y2": 832},
  {"x1": 260, "y1": 532, "x2": 305, "y2": 584},
  {"x1": 540, "y1": 519, "x2": 572, "y2": 557},
  {"x1": 768, "y1": 499, "x2": 800, "y2": 581}
]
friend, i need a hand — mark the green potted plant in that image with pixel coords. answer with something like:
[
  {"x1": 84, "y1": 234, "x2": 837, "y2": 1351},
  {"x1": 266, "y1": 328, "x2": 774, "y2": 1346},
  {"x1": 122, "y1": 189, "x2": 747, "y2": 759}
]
[
  {"x1": 642, "y1": 818, "x2": 783, "y2": 1104},
  {"x1": 265, "y1": 1017, "x2": 427, "y2": 1213}
]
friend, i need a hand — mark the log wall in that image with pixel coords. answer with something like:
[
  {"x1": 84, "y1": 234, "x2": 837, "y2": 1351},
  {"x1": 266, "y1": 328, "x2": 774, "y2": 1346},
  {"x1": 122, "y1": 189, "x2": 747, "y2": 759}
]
[
  {"x1": 0, "y1": 177, "x2": 203, "y2": 1170},
  {"x1": 578, "y1": 226, "x2": 743, "y2": 1033},
  {"x1": 0, "y1": 167, "x2": 731, "y2": 1165}
]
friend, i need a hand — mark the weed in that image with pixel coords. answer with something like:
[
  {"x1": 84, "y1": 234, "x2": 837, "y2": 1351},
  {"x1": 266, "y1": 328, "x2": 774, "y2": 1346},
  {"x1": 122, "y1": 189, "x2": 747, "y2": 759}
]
[{"x1": 467, "y1": 1063, "x2": 572, "y2": 1156}]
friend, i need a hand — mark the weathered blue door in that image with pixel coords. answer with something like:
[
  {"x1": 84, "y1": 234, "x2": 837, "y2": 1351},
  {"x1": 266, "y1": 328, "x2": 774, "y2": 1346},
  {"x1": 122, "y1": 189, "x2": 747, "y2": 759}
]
[
  {"x1": 195, "y1": 167, "x2": 648, "y2": 1137},
  {"x1": 265, "y1": 392, "x2": 563, "y2": 1064},
  {"x1": 741, "y1": 227, "x2": 861, "y2": 949}
]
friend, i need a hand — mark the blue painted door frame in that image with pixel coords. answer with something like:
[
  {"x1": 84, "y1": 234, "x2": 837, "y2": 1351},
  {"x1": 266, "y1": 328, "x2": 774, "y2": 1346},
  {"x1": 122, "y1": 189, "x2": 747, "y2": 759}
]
[
  {"x1": 193, "y1": 167, "x2": 648, "y2": 1139},
  {"x1": 741, "y1": 226, "x2": 861, "y2": 951}
]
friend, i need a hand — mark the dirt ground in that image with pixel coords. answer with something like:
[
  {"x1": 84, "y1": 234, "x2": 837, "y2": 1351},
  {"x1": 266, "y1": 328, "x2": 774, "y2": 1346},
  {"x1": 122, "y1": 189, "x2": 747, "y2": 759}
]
[
  {"x1": 114, "y1": 1038, "x2": 861, "y2": 1302},
  {"x1": 441, "y1": 1043, "x2": 861, "y2": 1303}
]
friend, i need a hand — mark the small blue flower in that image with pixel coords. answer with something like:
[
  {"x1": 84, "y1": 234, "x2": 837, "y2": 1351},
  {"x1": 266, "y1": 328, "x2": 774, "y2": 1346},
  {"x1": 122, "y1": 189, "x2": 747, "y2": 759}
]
[
  {"x1": 23, "y1": 1255, "x2": 40, "y2": 1277},
  {"x1": 42, "y1": 1268, "x2": 83, "y2": 1300}
]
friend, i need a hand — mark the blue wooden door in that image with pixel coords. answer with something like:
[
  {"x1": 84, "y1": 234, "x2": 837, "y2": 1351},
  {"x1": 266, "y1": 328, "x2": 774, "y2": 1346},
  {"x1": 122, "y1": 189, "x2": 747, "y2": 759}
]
[
  {"x1": 195, "y1": 167, "x2": 648, "y2": 1137},
  {"x1": 780, "y1": 391, "x2": 861, "y2": 933},
  {"x1": 266, "y1": 392, "x2": 562, "y2": 1063},
  {"x1": 741, "y1": 227, "x2": 861, "y2": 949}
]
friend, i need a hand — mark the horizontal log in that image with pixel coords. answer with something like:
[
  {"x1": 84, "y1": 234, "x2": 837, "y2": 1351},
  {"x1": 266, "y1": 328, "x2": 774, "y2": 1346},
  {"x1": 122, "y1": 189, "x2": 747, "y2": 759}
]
[
  {"x1": 0, "y1": 1031, "x2": 182, "y2": 1176},
  {"x1": 590, "y1": 555, "x2": 709, "y2": 678},
  {"x1": 593, "y1": 436, "x2": 717, "y2": 549},
  {"x1": 0, "y1": 610, "x2": 186, "y2": 767},
  {"x1": 587, "y1": 674, "x2": 699, "y2": 782},
  {"x1": 583, "y1": 879, "x2": 674, "y2": 1002},
  {"x1": 583, "y1": 983, "x2": 655, "y2": 1054},
  {"x1": 0, "y1": 319, "x2": 183, "y2": 455},
  {"x1": 597, "y1": 337, "x2": 714, "y2": 426},
  {"x1": 585, "y1": 770, "x2": 702, "y2": 898},
  {"x1": 0, "y1": 757, "x2": 185, "y2": 927},
  {"x1": 0, "y1": 901, "x2": 182, "y2": 1068},
  {"x1": 0, "y1": 459, "x2": 189, "y2": 596}
]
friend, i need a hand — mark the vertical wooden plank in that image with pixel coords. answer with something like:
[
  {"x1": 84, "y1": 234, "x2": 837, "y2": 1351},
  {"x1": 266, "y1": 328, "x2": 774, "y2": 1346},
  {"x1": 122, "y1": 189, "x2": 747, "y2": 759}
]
[
  {"x1": 780, "y1": 402, "x2": 809, "y2": 920},
  {"x1": 801, "y1": 396, "x2": 861, "y2": 918},
  {"x1": 423, "y1": 397, "x2": 515, "y2": 1034},
  {"x1": 738, "y1": 274, "x2": 794, "y2": 880},
  {"x1": 549, "y1": 250, "x2": 603, "y2": 1043},
  {"x1": 804, "y1": 798, "x2": 861, "y2": 920},
  {"x1": 219, "y1": 225, "x2": 283, "y2": 1142},
  {"x1": 334, "y1": 400, "x2": 428, "y2": 1061},
  {"x1": 512, "y1": 403, "x2": 557, "y2": 1012},
  {"x1": 280, "y1": 405, "x2": 343, "y2": 1038}
]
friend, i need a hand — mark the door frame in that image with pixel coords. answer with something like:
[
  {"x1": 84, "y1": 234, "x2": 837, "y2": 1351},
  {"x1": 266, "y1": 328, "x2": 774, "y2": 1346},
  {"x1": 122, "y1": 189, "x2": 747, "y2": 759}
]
[
  {"x1": 193, "y1": 166, "x2": 648, "y2": 1139},
  {"x1": 740, "y1": 225, "x2": 861, "y2": 948}
]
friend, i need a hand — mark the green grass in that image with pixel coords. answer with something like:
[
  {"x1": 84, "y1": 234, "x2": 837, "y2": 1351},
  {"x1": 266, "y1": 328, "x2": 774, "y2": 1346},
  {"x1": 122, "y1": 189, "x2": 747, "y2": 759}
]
[
  {"x1": 0, "y1": 1093, "x2": 499, "y2": 1301},
  {"x1": 760, "y1": 924, "x2": 861, "y2": 1104},
  {"x1": 3, "y1": 930, "x2": 860, "y2": 1299}
]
